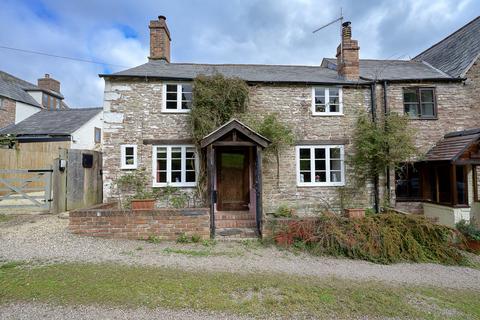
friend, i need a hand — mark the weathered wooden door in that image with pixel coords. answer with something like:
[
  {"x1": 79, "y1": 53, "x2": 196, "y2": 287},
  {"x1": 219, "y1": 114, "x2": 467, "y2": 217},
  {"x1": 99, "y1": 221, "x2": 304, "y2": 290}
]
[{"x1": 216, "y1": 148, "x2": 250, "y2": 211}]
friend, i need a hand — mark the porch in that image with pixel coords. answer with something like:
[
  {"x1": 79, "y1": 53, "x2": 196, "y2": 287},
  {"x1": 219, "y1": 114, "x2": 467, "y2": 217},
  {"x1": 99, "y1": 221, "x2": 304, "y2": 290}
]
[
  {"x1": 200, "y1": 119, "x2": 270, "y2": 239},
  {"x1": 396, "y1": 128, "x2": 480, "y2": 227}
]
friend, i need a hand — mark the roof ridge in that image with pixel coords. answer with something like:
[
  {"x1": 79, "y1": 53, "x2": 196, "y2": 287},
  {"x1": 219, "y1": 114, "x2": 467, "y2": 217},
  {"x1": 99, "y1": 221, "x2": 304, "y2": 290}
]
[
  {"x1": 164, "y1": 62, "x2": 324, "y2": 68},
  {"x1": 0, "y1": 70, "x2": 38, "y2": 89},
  {"x1": 413, "y1": 15, "x2": 480, "y2": 60}
]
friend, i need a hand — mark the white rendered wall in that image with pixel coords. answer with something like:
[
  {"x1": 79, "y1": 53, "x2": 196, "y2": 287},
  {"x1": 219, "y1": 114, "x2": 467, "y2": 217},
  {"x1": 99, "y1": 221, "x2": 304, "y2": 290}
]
[
  {"x1": 71, "y1": 111, "x2": 103, "y2": 150},
  {"x1": 15, "y1": 102, "x2": 40, "y2": 124}
]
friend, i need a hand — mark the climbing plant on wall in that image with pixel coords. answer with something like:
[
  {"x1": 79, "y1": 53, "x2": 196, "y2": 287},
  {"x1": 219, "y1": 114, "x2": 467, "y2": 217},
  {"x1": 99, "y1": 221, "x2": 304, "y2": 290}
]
[{"x1": 350, "y1": 111, "x2": 418, "y2": 187}]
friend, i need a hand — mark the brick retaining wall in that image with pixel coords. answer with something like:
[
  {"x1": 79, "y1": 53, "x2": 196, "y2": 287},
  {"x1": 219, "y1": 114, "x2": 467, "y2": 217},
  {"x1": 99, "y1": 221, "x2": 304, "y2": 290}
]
[{"x1": 69, "y1": 203, "x2": 210, "y2": 240}]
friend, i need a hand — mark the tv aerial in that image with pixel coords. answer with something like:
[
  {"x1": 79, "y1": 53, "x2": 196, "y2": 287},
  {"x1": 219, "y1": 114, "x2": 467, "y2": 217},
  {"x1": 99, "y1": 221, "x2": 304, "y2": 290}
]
[{"x1": 312, "y1": 8, "x2": 346, "y2": 62}]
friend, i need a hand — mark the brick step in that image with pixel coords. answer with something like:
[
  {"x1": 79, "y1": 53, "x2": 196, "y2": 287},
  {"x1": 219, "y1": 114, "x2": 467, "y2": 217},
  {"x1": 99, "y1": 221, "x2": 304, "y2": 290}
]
[
  {"x1": 215, "y1": 220, "x2": 257, "y2": 228},
  {"x1": 216, "y1": 227, "x2": 259, "y2": 240},
  {"x1": 215, "y1": 213, "x2": 256, "y2": 220}
]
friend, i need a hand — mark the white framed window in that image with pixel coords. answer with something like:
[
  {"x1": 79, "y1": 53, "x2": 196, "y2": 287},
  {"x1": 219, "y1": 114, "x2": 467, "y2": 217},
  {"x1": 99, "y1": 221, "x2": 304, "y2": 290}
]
[
  {"x1": 120, "y1": 144, "x2": 137, "y2": 169},
  {"x1": 311, "y1": 87, "x2": 343, "y2": 116},
  {"x1": 153, "y1": 145, "x2": 197, "y2": 187},
  {"x1": 162, "y1": 83, "x2": 193, "y2": 113},
  {"x1": 296, "y1": 145, "x2": 345, "y2": 186}
]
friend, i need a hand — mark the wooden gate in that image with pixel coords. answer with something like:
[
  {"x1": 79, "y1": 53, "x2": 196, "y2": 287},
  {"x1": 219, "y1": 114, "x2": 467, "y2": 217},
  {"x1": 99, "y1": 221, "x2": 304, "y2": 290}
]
[{"x1": 0, "y1": 169, "x2": 53, "y2": 210}]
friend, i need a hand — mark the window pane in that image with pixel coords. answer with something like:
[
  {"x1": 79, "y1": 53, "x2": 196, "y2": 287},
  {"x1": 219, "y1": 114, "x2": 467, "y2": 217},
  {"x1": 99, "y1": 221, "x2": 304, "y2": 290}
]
[
  {"x1": 125, "y1": 147, "x2": 134, "y2": 156},
  {"x1": 315, "y1": 172, "x2": 326, "y2": 182},
  {"x1": 186, "y1": 171, "x2": 196, "y2": 182},
  {"x1": 172, "y1": 159, "x2": 181, "y2": 170},
  {"x1": 299, "y1": 148, "x2": 310, "y2": 159},
  {"x1": 403, "y1": 89, "x2": 418, "y2": 103},
  {"x1": 420, "y1": 89, "x2": 434, "y2": 103},
  {"x1": 300, "y1": 172, "x2": 311, "y2": 183},
  {"x1": 157, "y1": 171, "x2": 167, "y2": 183},
  {"x1": 315, "y1": 96, "x2": 325, "y2": 105},
  {"x1": 329, "y1": 104, "x2": 339, "y2": 112},
  {"x1": 182, "y1": 84, "x2": 192, "y2": 93},
  {"x1": 186, "y1": 158, "x2": 195, "y2": 171},
  {"x1": 330, "y1": 160, "x2": 341, "y2": 170},
  {"x1": 330, "y1": 171, "x2": 341, "y2": 182},
  {"x1": 157, "y1": 147, "x2": 167, "y2": 159},
  {"x1": 330, "y1": 148, "x2": 340, "y2": 159},
  {"x1": 171, "y1": 148, "x2": 181, "y2": 158},
  {"x1": 329, "y1": 88, "x2": 339, "y2": 97},
  {"x1": 166, "y1": 84, "x2": 177, "y2": 92},
  {"x1": 421, "y1": 103, "x2": 435, "y2": 117},
  {"x1": 181, "y1": 92, "x2": 192, "y2": 101},
  {"x1": 166, "y1": 101, "x2": 177, "y2": 109},
  {"x1": 315, "y1": 160, "x2": 326, "y2": 170},
  {"x1": 171, "y1": 171, "x2": 182, "y2": 183},
  {"x1": 166, "y1": 92, "x2": 177, "y2": 101},
  {"x1": 125, "y1": 156, "x2": 134, "y2": 165},
  {"x1": 314, "y1": 148, "x2": 325, "y2": 159},
  {"x1": 405, "y1": 103, "x2": 419, "y2": 117},
  {"x1": 300, "y1": 159, "x2": 310, "y2": 170},
  {"x1": 181, "y1": 101, "x2": 192, "y2": 109},
  {"x1": 186, "y1": 148, "x2": 195, "y2": 158},
  {"x1": 315, "y1": 88, "x2": 325, "y2": 97},
  {"x1": 456, "y1": 166, "x2": 467, "y2": 205},
  {"x1": 158, "y1": 159, "x2": 167, "y2": 170},
  {"x1": 315, "y1": 105, "x2": 326, "y2": 112}
]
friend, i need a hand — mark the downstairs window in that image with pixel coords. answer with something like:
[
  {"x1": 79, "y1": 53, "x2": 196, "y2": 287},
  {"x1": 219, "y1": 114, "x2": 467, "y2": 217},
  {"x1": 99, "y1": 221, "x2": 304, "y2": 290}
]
[
  {"x1": 296, "y1": 145, "x2": 345, "y2": 186},
  {"x1": 153, "y1": 145, "x2": 197, "y2": 187}
]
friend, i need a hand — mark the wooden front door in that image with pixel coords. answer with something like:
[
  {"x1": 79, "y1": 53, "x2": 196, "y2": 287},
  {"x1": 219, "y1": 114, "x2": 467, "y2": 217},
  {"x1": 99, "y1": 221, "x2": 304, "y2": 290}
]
[{"x1": 216, "y1": 148, "x2": 250, "y2": 211}]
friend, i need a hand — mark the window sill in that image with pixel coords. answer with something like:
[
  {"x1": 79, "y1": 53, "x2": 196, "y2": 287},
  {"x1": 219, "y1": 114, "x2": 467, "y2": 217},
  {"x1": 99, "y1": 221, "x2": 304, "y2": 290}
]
[
  {"x1": 311, "y1": 113, "x2": 344, "y2": 117},
  {"x1": 297, "y1": 182, "x2": 345, "y2": 187},
  {"x1": 153, "y1": 182, "x2": 197, "y2": 188},
  {"x1": 161, "y1": 109, "x2": 190, "y2": 114},
  {"x1": 407, "y1": 117, "x2": 438, "y2": 121},
  {"x1": 121, "y1": 166, "x2": 137, "y2": 170}
]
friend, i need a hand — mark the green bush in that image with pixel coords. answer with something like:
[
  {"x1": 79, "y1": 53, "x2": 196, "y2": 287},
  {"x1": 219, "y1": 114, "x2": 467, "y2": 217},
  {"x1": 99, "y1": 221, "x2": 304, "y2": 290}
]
[
  {"x1": 273, "y1": 214, "x2": 466, "y2": 265},
  {"x1": 272, "y1": 204, "x2": 294, "y2": 218},
  {"x1": 456, "y1": 220, "x2": 480, "y2": 241}
]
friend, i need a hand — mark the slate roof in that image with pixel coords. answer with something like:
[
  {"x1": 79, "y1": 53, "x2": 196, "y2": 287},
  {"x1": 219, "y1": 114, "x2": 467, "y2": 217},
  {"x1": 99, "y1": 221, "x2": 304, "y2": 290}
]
[
  {"x1": 0, "y1": 108, "x2": 102, "y2": 136},
  {"x1": 0, "y1": 71, "x2": 41, "y2": 107},
  {"x1": 424, "y1": 128, "x2": 480, "y2": 162},
  {"x1": 414, "y1": 16, "x2": 480, "y2": 78},
  {"x1": 101, "y1": 60, "x2": 369, "y2": 84},
  {"x1": 321, "y1": 58, "x2": 453, "y2": 81}
]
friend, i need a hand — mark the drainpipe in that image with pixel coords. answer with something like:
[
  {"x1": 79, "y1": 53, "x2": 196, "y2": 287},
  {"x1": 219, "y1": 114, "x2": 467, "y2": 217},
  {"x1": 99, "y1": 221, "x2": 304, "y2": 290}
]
[
  {"x1": 370, "y1": 82, "x2": 379, "y2": 213},
  {"x1": 383, "y1": 81, "x2": 390, "y2": 207}
]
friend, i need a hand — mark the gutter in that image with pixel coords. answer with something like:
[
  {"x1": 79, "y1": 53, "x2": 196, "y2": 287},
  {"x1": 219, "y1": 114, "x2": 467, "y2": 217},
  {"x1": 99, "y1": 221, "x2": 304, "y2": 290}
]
[
  {"x1": 370, "y1": 82, "x2": 379, "y2": 213},
  {"x1": 383, "y1": 81, "x2": 391, "y2": 205}
]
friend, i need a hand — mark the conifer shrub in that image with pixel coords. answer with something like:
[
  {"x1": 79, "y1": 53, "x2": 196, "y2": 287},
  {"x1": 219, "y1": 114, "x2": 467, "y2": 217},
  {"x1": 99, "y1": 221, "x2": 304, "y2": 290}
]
[{"x1": 273, "y1": 214, "x2": 466, "y2": 265}]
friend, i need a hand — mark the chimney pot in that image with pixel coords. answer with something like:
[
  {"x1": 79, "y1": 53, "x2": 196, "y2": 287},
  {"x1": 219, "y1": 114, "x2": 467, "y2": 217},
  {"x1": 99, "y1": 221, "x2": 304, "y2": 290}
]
[
  {"x1": 149, "y1": 15, "x2": 171, "y2": 62},
  {"x1": 336, "y1": 21, "x2": 360, "y2": 81},
  {"x1": 45, "y1": 73, "x2": 50, "y2": 78}
]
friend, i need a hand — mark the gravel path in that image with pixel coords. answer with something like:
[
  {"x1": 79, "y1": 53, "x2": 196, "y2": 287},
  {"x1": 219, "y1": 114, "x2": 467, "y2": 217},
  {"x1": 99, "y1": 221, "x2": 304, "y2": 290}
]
[
  {"x1": 0, "y1": 302, "x2": 249, "y2": 320},
  {"x1": 1, "y1": 214, "x2": 480, "y2": 290}
]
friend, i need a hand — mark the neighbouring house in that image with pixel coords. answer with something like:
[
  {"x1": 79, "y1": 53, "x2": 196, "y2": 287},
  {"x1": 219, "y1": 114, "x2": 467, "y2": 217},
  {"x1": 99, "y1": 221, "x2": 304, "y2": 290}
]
[
  {"x1": 100, "y1": 15, "x2": 479, "y2": 239},
  {"x1": 0, "y1": 108, "x2": 103, "y2": 152},
  {"x1": 0, "y1": 71, "x2": 69, "y2": 129}
]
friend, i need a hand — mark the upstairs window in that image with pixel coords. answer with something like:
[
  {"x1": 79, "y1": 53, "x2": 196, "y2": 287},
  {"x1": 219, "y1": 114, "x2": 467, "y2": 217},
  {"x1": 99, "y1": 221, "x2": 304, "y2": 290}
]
[
  {"x1": 120, "y1": 144, "x2": 137, "y2": 169},
  {"x1": 153, "y1": 145, "x2": 197, "y2": 187},
  {"x1": 311, "y1": 87, "x2": 343, "y2": 116},
  {"x1": 162, "y1": 83, "x2": 192, "y2": 112},
  {"x1": 296, "y1": 145, "x2": 345, "y2": 186},
  {"x1": 403, "y1": 88, "x2": 436, "y2": 119}
]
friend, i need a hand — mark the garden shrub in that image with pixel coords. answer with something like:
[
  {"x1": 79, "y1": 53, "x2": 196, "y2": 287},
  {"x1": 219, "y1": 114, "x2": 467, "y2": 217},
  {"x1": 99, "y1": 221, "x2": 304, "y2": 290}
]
[{"x1": 273, "y1": 214, "x2": 466, "y2": 265}]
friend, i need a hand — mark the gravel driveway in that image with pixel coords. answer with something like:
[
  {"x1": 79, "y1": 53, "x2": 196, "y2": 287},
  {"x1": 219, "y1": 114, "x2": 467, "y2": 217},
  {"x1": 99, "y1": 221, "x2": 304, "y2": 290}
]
[{"x1": 1, "y1": 214, "x2": 480, "y2": 290}]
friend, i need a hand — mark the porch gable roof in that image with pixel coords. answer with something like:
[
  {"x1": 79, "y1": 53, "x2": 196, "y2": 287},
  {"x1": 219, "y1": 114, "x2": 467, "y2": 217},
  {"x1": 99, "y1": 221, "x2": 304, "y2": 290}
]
[
  {"x1": 200, "y1": 119, "x2": 271, "y2": 149},
  {"x1": 424, "y1": 128, "x2": 480, "y2": 162}
]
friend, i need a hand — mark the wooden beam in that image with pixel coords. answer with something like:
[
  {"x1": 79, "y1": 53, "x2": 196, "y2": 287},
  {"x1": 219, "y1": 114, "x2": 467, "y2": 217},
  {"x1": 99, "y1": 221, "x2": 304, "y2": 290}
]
[
  {"x1": 143, "y1": 139, "x2": 193, "y2": 145},
  {"x1": 451, "y1": 165, "x2": 458, "y2": 205},
  {"x1": 212, "y1": 141, "x2": 256, "y2": 147},
  {"x1": 295, "y1": 139, "x2": 349, "y2": 145},
  {"x1": 206, "y1": 145, "x2": 215, "y2": 238},
  {"x1": 255, "y1": 145, "x2": 263, "y2": 237}
]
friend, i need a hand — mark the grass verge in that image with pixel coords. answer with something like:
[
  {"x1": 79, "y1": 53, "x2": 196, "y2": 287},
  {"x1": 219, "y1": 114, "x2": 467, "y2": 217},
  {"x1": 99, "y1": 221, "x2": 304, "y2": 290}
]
[
  {"x1": 0, "y1": 214, "x2": 11, "y2": 223},
  {"x1": 0, "y1": 262, "x2": 479, "y2": 319}
]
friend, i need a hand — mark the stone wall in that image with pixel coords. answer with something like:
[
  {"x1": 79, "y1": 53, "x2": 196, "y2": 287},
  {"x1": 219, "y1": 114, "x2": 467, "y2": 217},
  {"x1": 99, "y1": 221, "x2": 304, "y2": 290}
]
[
  {"x1": 69, "y1": 202, "x2": 210, "y2": 240},
  {"x1": 0, "y1": 97, "x2": 15, "y2": 128},
  {"x1": 102, "y1": 79, "x2": 374, "y2": 214}
]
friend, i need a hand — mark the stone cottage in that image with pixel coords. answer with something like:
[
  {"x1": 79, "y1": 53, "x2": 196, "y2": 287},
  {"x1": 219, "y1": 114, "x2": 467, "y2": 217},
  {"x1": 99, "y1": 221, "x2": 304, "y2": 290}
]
[{"x1": 101, "y1": 15, "x2": 480, "y2": 238}]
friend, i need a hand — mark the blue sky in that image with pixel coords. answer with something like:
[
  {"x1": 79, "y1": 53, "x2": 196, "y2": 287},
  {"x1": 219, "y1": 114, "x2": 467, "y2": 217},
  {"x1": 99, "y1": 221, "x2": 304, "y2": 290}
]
[{"x1": 0, "y1": 0, "x2": 478, "y2": 107}]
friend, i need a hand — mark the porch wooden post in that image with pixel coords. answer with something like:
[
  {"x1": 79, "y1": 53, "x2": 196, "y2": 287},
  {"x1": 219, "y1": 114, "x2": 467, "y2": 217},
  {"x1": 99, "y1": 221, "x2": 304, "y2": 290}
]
[
  {"x1": 207, "y1": 145, "x2": 215, "y2": 238},
  {"x1": 451, "y1": 164, "x2": 458, "y2": 206},
  {"x1": 255, "y1": 146, "x2": 263, "y2": 236}
]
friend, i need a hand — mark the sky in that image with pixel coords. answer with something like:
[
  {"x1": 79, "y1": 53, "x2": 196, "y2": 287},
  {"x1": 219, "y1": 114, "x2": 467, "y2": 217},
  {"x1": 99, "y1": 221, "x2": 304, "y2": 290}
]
[{"x1": 0, "y1": 0, "x2": 478, "y2": 108}]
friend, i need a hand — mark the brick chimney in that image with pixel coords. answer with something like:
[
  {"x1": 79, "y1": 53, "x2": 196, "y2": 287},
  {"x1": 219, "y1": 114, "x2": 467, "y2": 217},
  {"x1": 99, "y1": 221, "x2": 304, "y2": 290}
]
[
  {"x1": 37, "y1": 74, "x2": 60, "y2": 93},
  {"x1": 149, "y1": 15, "x2": 171, "y2": 62},
  {"x1": 336, "y1": 21, "x2": 360, "y2": 81}
]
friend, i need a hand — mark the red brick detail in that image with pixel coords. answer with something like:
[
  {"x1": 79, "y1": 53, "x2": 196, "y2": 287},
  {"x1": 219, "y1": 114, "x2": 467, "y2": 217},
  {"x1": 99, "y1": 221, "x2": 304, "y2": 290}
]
[
  {"x1": 37, "y1": 74, "x2": 60, "y2": 93},
  {"x1": 344, "y1": 208, "x2": 365, "y2": 219},
  {"x1": 69, "y1": 203, "x2": 210, "y2": 240},
  {"x1": 149, "y1": 16, "x2": 171, "y2": 62},
  {"x1": 0, "y1": 97, "x2": 16, "y2": 128}
]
